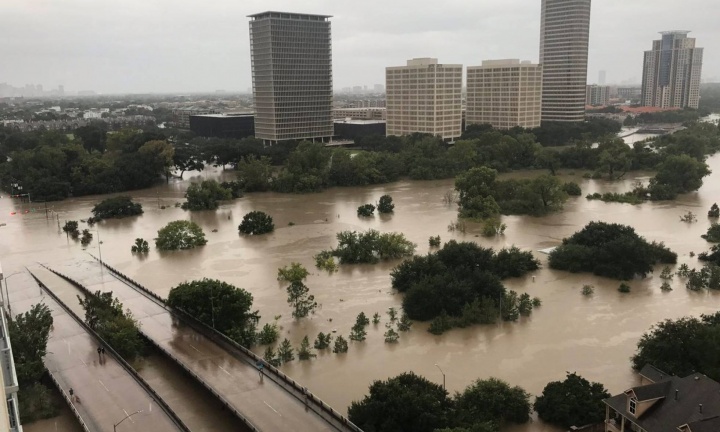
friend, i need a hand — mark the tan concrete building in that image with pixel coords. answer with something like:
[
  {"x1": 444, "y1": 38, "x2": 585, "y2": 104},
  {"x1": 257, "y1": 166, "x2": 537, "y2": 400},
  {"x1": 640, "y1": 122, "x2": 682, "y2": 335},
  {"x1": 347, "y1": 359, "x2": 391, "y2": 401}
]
[
  {"x1": 586, "y1": 84, "x2": 610, "y2": 106},
  {"x1": 641, "y1": 31, "x2": 703, "y2": 109},
  {"x1": 466, "y1": 59, "x2": 542, "y2": 129},
  {"x1": 386, "y1": 58, "x2": 462, "y2": 140},
  {"x1": 333, "y1": 107, "x2": 386, "y2": 120},
  {"x1": 540, "y1": 0, "x2": 592, "y2": 122}
]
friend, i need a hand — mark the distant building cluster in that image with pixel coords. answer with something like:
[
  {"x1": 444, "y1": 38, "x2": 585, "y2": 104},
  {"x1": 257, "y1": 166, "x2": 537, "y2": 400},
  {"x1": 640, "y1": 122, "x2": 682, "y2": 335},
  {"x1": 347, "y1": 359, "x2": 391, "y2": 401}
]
[{"x1": 0, "y1": 83, "x2": 64, "y2": 98}]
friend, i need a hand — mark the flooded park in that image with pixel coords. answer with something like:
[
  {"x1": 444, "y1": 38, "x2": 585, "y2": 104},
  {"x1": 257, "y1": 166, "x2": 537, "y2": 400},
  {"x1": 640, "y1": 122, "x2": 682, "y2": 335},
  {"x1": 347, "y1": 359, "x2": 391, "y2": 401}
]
[{"x1": 3, "y1": 122, "x2": 720, "y2": 431}]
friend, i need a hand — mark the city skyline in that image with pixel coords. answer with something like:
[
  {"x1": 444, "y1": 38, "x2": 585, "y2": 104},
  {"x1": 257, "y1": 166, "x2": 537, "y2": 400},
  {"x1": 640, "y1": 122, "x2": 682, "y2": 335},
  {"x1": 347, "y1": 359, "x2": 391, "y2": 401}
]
[{"x1": 1, "y1": 0, "x2": 718, "y2": 94}]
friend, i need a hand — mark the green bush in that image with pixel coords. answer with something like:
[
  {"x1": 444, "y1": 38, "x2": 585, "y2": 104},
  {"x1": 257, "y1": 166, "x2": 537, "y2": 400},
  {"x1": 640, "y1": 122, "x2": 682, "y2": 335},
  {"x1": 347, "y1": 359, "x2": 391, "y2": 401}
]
[
  {"x1": 155, "y1": 220, "x2": 207, "y2": 250},
  {"x1": 239, "y1": 211, "x2": 274, "y2": 235},
  {"x1": 562, "y1": 181, "x2": 582, "y2": 196},
  {"x1": 357, "y1": 204, "x2": 376, "y2": 217}
]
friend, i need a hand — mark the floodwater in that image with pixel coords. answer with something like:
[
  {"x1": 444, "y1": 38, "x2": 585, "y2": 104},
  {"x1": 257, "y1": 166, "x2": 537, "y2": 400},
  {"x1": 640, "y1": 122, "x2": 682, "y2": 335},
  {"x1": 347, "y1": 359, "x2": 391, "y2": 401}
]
[{"x1": 2, "y1": 150, "x2": 720, "y2": 431}]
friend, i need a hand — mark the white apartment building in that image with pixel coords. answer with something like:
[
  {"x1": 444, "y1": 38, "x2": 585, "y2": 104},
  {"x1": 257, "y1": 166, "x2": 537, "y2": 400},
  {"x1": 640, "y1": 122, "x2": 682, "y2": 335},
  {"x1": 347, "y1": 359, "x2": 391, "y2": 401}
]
[
  {"x1": 332, "y1": 107, "x2": 386, "y2": 121},
  {"x1": 641, "y1": 31, "x2": 703, "y2": 109},
  {"x1": 466, "y1": 59, "x2": 542, "y2": 129},
  {"x1": 386, "y1": 58, "x2": 462, "y2": 140}
]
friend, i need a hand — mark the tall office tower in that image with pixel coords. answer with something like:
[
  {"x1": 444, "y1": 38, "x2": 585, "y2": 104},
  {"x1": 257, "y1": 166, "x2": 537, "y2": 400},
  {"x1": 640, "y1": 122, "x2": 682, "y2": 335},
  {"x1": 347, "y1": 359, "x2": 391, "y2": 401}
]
[
  {"x1": 466, "y1": 59, "x2": 542, "y2": 129},
  {"x1": 539, "y1": 0, "x2": 592, "y2": 122},
  {"x1": 641, "y1": 31, "x2": 703, "y2": 109},
  {"x1": 248, "y1": 12, "x2": 333, "y2": 144},
  {"x1": 385, "y1": 58, "x2": 462, "y2": 140},
  {"x1": 599, "y1": 70, "x2": 606, "y2": 85}
]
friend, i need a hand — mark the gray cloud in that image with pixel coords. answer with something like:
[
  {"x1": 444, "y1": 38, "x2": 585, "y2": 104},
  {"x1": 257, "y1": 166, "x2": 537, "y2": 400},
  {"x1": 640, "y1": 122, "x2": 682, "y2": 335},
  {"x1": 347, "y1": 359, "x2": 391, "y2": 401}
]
[{"x1": 1, "y1": 0, "x2": 716, "y2": 93}]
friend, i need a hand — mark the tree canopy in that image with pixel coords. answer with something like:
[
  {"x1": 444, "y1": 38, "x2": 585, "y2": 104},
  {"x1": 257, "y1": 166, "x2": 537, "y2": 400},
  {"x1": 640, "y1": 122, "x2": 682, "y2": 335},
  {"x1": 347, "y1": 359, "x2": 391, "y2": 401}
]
[
  {"x1": 78, "y1": 290, "x2": 144, "y2": 360},
  {"x1": 155, "y1": 220, "x2": 207, "y2": 250},
  {"x1": 182, "y1": 180, "x2": 232, "y2": 211},
  {"x1": 323, "y1": 229, "x2": 416, "y2": 264},
  {"x1": 348, "y1": 372, "x2": 453, "y2": 432},
  {"x1": 631, "y1": 312, "x2": 720, "y2": 380},
  {"x1": 548, "y1": 222, "x2": 677, "y2": 280},
  {"x1": 238, "y1": 210, "x2": 275, "y2": 235},
  {"x1": 91, "y1": 195, "x2": 143, "y2": 220},
  {"x1": 348, "y1": 372, "x2": 533, "y2": 432},
  {"x1": 391, "y1": 241, "x2": 539, "y2": 329},
  {"x1": 167, "y1": 278, "x2": 259, "y2": 347},
  {"x1": 9, "y1": 303, "x2": 53, "y2": 385},
  {"x1": 455, "y1": 378, "x2": 531, "y2": 425},
  {"x1": 534, "y1": 373, "x2": 610, "y2": 428},
  {"x1": 455, "y1": 167, "x2": 568, "y2": 218}
]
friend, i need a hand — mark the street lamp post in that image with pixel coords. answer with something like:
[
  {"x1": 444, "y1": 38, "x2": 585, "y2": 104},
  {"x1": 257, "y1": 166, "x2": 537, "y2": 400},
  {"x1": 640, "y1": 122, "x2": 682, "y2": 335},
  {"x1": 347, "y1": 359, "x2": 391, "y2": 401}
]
[
  {"x1": 434, "y1": 364, "x2": 446, "y2": 391},
  {"x1": 3, "y1": 272, "x2": 23, "y2": 317},
  {"x1": 113, "y1": 410, "x2": 143, "y2": 431}
]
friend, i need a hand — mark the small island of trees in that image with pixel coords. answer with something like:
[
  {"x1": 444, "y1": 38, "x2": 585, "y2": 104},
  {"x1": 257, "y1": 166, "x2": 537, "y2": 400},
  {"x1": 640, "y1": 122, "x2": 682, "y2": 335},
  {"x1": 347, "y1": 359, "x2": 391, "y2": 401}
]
[
  {"x1": 155, "y1": 220, "x2": 207, "y2": 250},
  {"x1": 238, "y1": 210, "x2": 275, "y2": 235},
  {"x1": 318, "y1": 229, "x2": 416, "y2": 264},
  {"x1": 91, "y1": 196, "x2": 143, "y2": 220},
  {"x1": 391, "y1": 241, "x2": 540, "y2": 333},
  {"x1": 548, "y1": 221, "x2": 677, "y2": 280}
]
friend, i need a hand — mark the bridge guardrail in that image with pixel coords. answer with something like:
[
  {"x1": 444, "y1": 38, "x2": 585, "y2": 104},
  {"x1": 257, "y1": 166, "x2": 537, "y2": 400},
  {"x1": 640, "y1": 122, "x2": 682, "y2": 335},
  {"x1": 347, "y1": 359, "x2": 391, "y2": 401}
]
[
  {"x1": 87, "y1": 254, "x2": 364, "y2": 432},
  {"x1": 46, "y1": 370, "x2": 91, "y2": 432},
  {"x1": 31, "y1": 266, "x2": 192, "y2": 432}
]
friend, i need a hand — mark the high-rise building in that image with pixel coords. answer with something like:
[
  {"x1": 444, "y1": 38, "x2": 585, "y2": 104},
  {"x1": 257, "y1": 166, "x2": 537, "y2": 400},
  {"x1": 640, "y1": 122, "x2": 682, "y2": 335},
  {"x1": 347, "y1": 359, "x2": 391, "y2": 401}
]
[
  {"x1": 385, "y1": 58, "x2": 462, "y2": 140},
  {"x1": 585, "y1": 84, "x2": 610, "y2": 106},
  {"x1": 641, "y1": 31, "x2": 703, "y2": 109},
  {"x1": 466, "y1": 59, "x2": 542, "y2": 129},
  {"x1": 539, "y1": 0, "x2": 592, "y2": 122},
  {"x1": 248, "y1": 11, "x2": 333, "y2": 144}
]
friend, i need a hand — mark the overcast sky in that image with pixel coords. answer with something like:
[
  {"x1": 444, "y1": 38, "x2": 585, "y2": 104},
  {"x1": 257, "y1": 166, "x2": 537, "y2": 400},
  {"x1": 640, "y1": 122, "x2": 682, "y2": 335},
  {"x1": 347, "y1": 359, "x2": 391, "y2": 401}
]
[{"x1": 1, "y1": 0, "x2": 717, "y2": 94}]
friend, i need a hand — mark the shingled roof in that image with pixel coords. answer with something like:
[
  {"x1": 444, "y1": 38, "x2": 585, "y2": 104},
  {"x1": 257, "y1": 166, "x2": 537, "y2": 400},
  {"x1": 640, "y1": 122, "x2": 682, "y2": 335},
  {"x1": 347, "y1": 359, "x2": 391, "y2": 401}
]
[{"x1": 605, "y1": 367, "x2": 720, "y2": 432}]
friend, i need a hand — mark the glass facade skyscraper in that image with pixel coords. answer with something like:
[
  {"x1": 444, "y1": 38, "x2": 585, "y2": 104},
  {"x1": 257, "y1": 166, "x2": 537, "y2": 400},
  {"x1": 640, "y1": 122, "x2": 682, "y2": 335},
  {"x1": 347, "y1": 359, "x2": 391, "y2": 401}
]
[
  {"x1": 249, "y1": 12, "x2": 333, "y2": 144},
  {"x1": 539, "y1": 0, "x2": 591, "y2": 123}
]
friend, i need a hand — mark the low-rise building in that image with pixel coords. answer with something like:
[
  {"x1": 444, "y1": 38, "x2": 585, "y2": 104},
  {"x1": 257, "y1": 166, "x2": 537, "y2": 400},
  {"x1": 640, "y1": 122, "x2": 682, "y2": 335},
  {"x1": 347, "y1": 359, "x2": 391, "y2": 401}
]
[
  {"x1": 173, "y1": 107, "x2": 221, "y2": 129},
  {"x1": 604, "y1": 364, "x2": 720, "y2": 432},
  {"x1": 333, "y1": 108, "x2": 386, "y2": 121},
  {"x1": 189, "y1": 114, "x2": 255, "y2": 139},
  {"x1": 333, "y1": 120, "x2": 386, "y2": 140}
]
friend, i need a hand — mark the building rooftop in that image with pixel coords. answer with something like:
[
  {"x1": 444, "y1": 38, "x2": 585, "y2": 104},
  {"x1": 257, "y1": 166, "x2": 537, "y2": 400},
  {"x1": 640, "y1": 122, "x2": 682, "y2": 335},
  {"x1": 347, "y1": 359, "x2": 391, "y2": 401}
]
[
  {"x1": 248, "y1": 11, "x2": 332, "y2": 19},
  {"x1": 334, "y1": 119, "x2": 386, "y2": 125},
  {"x1": 191, "y1": 113, "x2": 254, "y2": 119}
]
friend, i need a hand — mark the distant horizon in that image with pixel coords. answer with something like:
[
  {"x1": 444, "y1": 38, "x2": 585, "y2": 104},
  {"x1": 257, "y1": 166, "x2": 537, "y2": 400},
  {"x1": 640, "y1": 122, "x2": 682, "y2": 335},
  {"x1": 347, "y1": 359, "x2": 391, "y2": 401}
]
[{"x1": 1, "y1": 0, "x2": 718, "y2": 94}]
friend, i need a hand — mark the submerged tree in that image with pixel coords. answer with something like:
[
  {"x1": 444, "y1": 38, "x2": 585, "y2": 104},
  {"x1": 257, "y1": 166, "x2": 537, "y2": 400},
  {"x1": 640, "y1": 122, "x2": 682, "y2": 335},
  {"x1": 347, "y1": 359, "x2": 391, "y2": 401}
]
[
  {"x1": 378, "y1": 195, "x2": 395, "y2": 214},
  {"x1": 238, "y1": 211, "x2": 275, "y2": 235},
  {"x1": 333, "y1": 335, "x2": 349, "y2": 353},
  {"x1": 298, "y1": 336, "x2": 316, "y2": 360},
  {"x1": 155, "y1": 220, "x2": 207, "y2": 250}
]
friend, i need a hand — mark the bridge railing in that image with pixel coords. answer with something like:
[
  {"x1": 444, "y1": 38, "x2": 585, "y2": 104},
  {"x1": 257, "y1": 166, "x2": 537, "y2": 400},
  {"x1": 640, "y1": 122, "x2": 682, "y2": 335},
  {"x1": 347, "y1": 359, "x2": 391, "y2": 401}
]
[
  {"x1": 46, "y1": 370, "x2": 91, "y2": 432},
  {"x1": 32, "y1": 266, "x2": 192, "y2": 432},
  {"x1": 88, "y1": 255, "x2": 364, "y2": 432}
]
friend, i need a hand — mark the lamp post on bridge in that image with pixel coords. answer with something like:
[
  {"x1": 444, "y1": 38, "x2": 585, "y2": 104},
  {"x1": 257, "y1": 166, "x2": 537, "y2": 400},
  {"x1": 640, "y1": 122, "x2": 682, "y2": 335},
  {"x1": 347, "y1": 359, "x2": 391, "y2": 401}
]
[
  {"x1": 2, "y1": 271, "x2": 24, "y2": 317},
  {"x1": 113, "y1": 410, "x2": 142, "y2": 431},
  {"x1": 434, "y1": 363, "x2": 446, "y2": 391}
]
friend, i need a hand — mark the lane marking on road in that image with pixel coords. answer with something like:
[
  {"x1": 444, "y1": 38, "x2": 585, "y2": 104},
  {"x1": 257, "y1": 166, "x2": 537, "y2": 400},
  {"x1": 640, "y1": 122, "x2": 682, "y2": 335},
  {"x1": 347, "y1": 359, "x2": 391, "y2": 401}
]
[
  {"x1": 79, "y1": 357, "x2": 87, "y2": 366},
  {"x1": 189, "y1": 343, "x2": 201, "y2": 354},
  {"x1": 98, "y1": 380, "x2": 109, "y2": 392},
  {"x1": 218, "y1": 366, "x2": 231, "y2": 376},
  {"x1": 149, "y1": 401, "x2": 152, "y2": 412},
  {"x1": 264, "y1": 401, "x2": 281, "y2": 416}
]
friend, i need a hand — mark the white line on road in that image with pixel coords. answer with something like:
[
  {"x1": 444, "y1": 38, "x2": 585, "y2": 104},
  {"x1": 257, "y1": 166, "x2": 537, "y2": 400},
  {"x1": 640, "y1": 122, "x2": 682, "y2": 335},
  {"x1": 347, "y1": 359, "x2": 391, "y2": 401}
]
[
  {"x1": 79, "y1": 357, "x2": 87, "y2": 366},
  {"x1": 264, "y1": 401, "x2": 281, "y2": 416},
  {"x1": 98, "y1": 380, "x2": 109, "y2": 392},
  {"x1": 149, "y1": 401, "x2": 152, "y2": 412},
  {"x1": 218, "y1": 366, "x2": 231, "y2": 376},
  {"x1": 189, "y1": 343, "x2": 201, "y2": 353}
]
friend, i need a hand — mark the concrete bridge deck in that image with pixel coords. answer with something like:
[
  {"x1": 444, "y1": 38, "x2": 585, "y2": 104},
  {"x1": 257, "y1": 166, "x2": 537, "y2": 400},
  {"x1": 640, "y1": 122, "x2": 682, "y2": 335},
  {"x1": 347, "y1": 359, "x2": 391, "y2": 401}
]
[
  {"x1": 40, "y1": 259, "x2": 360, "y2": 432},
  {"x1": 8, "y1": 270, "x2": 186, "y2": 432}
]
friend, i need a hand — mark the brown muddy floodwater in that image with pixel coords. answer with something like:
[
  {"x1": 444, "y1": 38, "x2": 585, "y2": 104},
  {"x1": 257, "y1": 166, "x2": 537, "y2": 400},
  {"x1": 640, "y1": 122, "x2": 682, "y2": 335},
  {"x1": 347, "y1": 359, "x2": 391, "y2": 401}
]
[{"x1": 2, "y1": 152, "x2": 720, "y2": 431}]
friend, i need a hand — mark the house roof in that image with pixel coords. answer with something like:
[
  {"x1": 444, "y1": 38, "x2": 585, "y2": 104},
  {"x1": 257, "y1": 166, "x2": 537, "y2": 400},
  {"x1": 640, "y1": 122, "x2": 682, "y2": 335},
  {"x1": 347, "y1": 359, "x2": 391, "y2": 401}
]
[
  {"x1": 682, "y1": 415, "x2": 720, "y2": 432},
  {"x1": 640, "y1": 364, "x2": 669, "y2": 383},
  {"x1": 628, "y1": 381, "x2": 672, "y2": 401},
  {"x1": 605, "y1": 370, "x2": 720, "y2": 432}
]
